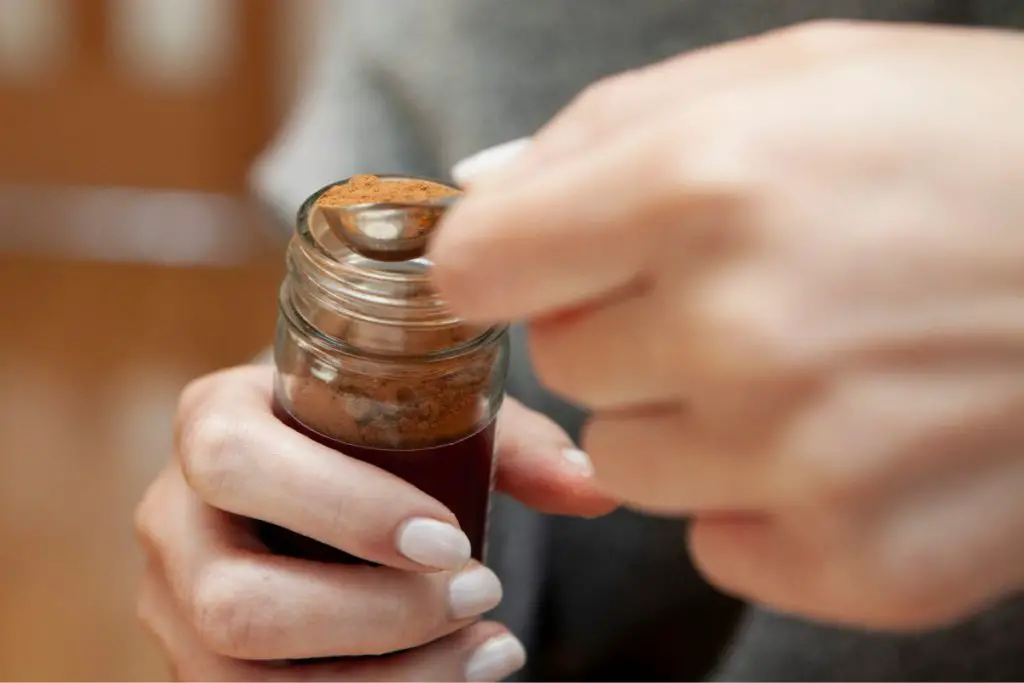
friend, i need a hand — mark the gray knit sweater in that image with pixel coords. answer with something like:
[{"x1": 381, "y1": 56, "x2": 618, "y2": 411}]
[{"x1": 253, "y1": 2, "x2": 1024, "y2": 680}]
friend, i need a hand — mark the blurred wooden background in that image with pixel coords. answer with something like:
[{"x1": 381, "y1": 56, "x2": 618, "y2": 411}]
[{"x1": 0, "y1": 1, "x2": 319, "y2": 678}]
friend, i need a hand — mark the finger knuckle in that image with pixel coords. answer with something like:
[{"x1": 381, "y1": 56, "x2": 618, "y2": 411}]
[
  {"x1": 378, "y1": 606, "x2": 430, "y2": 652},
  {"x1": 781, "y1": 405, "x2": 885, "y2": 509},
  {"x1": 348, "y1": 589, "x2": 443, "y2": 655},
  {"x1": 685, "y1": 520, "x2": 776, "y2": 599},
  {"x1": 680, "y1": 272, "x2": 803, "y2": 382},
  {"x1": 178, "y1": 409, "x2": 250, "y2": 503},
  {"x1": 657, "y1": 100, "x2": 765, "y2": 197},
  {"x1": 133, "y1": 469, "x2": 174, "y2": 557},
  {"x1": 778, "y1": 19, "x2": 866, "y2": 53},
  {"x1": 538, "y1": 71, "x2": 640, "y2": 148},
  {"x1": 686, "y1": 529, "x2": 731, "y2": 591},
  {"x1": 387, "y1": 578, "x2": 448, "y2": 642},
  {"x1": 175, "y1": 376, "x2": 221, "y2": 439},
  {"x1": 133, "y1": 490, "x2": 160, "y2": 556},
  {"x1": 857, "y1": 535, "x2": 978, "y2": 629},
  {"x1": 191, "y1": 561, "x2": 274, "y2": 658},
  {"x1": 572, "y1": 73, "x2": 633, "y2": 118},
  {"x1": 174, "y1": 369, "x2": 246, "y2": 447},
  {"x1": 179, "y1": 375, "x2": 214, "y2": 413},
  {"x1": 787, "y1": 449, "x2": 862, "y2": 511}
]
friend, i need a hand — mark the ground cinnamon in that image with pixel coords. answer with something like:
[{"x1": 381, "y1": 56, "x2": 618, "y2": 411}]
[
  {"x1": 316, "y1": 175, "x2": 461, "y2": 260},
  {"x1": 317, "y1": 174, "x2": 460, "y2": 206},
  {"x1": 283, "y1": 346, "x2": 496, "y2": 450}
]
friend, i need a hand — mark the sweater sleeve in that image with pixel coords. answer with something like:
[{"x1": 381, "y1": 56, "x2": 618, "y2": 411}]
[
  {"x1": 973, "y1": 0, "x2": 1024, "y2": 27},
  {"x1": 711, "y1": 596, "x2": 1024, "y2": 682}
]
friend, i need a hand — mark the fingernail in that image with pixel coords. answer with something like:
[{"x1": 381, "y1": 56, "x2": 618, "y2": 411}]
[
  {"x1": 452, "y1": 138, "x2": 531, "y2": 186},
  {"x1": 448, "y1": 565, "x2": 503, "y2": 620},
  {"x1": 562, "y1": 448, "x2": 594, "y2": 477},
  {"x1": 396, "y1": 518, "x2": 472, "y2": 570},
  {"x1": 464, "y1": 634, "x2": 527, "y2": 682}
]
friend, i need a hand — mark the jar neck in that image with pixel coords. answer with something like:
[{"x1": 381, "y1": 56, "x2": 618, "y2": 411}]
[{"x1": 281, "y1": 182, "x2": 493, "y2": 358}]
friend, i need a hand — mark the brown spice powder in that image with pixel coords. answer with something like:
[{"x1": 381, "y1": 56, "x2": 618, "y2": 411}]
[
  {"x1": 317, "y1": 174, "x2": 461, "y2": 207},
  {"x1": 283, "y1": 350, "x2": 496, "y2": 449}
]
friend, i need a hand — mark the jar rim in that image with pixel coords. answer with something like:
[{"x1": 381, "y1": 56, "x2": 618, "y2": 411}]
[
  {"x1": 292, "y1": 175, "x2": 461, "y2": 317},
  {"x1": 286, "y1": 175, "x2": 497, "y2": 352}
]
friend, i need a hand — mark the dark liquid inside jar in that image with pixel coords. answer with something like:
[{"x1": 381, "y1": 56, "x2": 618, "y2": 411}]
[{"x1": 258, "y1": 399, "x2": 497, "y2": 564}]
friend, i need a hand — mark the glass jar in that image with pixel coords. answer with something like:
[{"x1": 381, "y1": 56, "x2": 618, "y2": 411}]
[{"x1": 260, "y1": 176, "x2": 509, "y2": 564}]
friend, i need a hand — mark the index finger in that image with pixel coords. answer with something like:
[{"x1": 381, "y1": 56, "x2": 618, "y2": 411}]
[
  {"x1": 430, "y1": 117, "x2": 736, "y2": 322},
  {"x1": 431, "y1": 21, "x2": 890, "y2": 323},
  {"x1": 176, "y1": 366, "x2": 471, "y2": 571},
  {"x1": 494, "y1": 397, "x2": 618, "y2": 518}
]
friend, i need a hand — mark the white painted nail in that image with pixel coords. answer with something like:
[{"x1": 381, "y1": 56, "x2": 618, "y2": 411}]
[
  {"x1": 448, "y1": 566, "x2": 504, "y2": 620},
  {"x1": 396, "y1": 518, "x2": 472, "y2": 570},
  {"x1": 452, "y1": 137, "x2": 531, "y2": 187},
  {"x1": 464, "y1": 634, "x2": 527, "y2": 682},
  {"x1": 562, "y1": 447, "x2": 594, "y2": 477}
]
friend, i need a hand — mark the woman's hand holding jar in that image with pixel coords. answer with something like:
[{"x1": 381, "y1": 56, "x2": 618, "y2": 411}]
[{"x1": 135, "y1": 366, "x2": 613, "y2": 681}]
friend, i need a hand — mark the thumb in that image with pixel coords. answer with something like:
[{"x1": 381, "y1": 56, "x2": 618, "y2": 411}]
[{"x1": 495, "y1": 397, "x2": 619, "y2": 518}]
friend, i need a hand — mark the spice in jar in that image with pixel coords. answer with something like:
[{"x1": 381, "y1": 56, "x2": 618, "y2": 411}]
[{"x1": 260, "y1": 175, "x2": 509, "y2": 565}]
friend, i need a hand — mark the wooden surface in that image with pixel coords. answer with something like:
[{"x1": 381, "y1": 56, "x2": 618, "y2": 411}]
[{"x1": 0, "y1": 218, "x2": 284, "y2": 679}]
